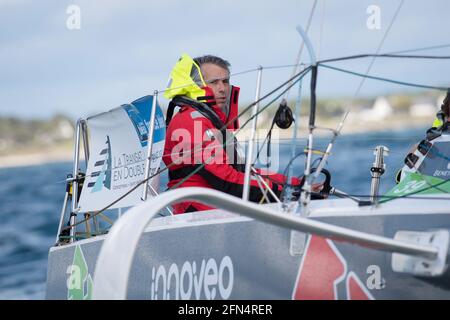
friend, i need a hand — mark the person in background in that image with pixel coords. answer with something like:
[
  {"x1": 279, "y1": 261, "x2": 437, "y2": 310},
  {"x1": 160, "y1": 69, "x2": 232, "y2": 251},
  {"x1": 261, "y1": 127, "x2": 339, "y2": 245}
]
[
  {"x1": 431, "y1": 91, "x2": 450, "y2": 130},
  {"x1": 396, "y1": 90, "x2": 450, "y2": 183}
]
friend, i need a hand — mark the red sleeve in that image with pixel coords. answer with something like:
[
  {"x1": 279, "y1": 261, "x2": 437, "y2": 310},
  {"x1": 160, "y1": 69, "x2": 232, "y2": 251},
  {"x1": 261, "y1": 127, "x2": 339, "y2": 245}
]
[{"x1": 193, "y1": 117, "x2": 282, "y2": 202}]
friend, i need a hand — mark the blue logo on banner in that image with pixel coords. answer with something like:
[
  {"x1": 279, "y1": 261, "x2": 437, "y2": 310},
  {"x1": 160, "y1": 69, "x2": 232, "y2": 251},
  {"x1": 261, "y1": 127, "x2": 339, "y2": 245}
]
[{"x1": 123, "y1": 95, "x2": 166, "y2": 148}]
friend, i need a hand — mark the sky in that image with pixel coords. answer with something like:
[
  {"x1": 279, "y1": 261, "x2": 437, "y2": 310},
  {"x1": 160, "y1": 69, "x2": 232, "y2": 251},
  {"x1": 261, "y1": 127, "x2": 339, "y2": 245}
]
[{"x1": 0, "y1": 0, "x2": 449, "y2": 119}]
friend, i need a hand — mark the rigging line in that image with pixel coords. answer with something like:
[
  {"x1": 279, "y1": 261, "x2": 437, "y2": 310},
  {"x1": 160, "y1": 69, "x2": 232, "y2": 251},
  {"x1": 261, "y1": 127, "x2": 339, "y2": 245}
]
[
  {"x1": 316, "y1": 0, "x2": 326, "y2": 61},
  {"x1": 263, "y1": 63, "x2": 309, "y2": 70},
  {"x1": 249, "y1": 68, "x2": 311, "y2": 166},
  {"x1": 63, "y1": 68, "x2": 313, "y2": 232},
  {"x1": 236, "y1": 67, "x2": 312, "y2": 125},
  {"x1": 282, "y1": 151, "x2": 307, "y2": 178},
  {"x1": 168, "y1": 69, "x2": 312, "y2": 191},
  {"x1": 157, "y1": 67, "x2": 260, "y2": 94},
  {"x1": 318, "y1": 53, "x2": 450, "y2": 64},
  {"x1": 320, "y1": 191, "x2": 450, "y2": 203},
  {"x1": 163, "y1": 140, "x2": 244, "y2": 159},
  {"x1": 304, "y1": 1, "x2": 404, "y2": 193},
  {"x1": 320, "y1": 64, "x2": 449, "y2": 91},
  {"x1": 379, "y1": 177, "x2": 450, "y2": 204},
  {"x1": 165, "y1": 66, "x2": 310, "y2": 171},
  {"x1": 336, "y1": 138, "x2": 450, "y2": 203},
  {"x1": 60, "y1": 167, "x2": 167, "y2": 231},
  {"x1": 324, "y1": 153, "x2": 450, "y2": 202},
  {"x1": 168, "y1": 72, "x2": 310, "y2": 192},
  {"x1": 254, "y1": 119, "x2": 276, "y2": 166},
  {"x1": 284, "y1": 0, "x2": 318, "y2": 101},
  {"x1": 60, "y1": 231, "x2": 109, "y2": 239},
  {"x1": 162, "y1": 67, "x2": 309, "y2": 191},
  {"x1": 158, "y1": 64, "x2": 309, "y2": 95},
  {"x1": 253, "y1": 82, "x2": 305, "y2": 166},
  {"x1": 386, "y1": 43, "x2": 450, "y2": 55},
  {"x1": 254, "y1": 136, "x2": 421, "y2": 142},
  {"x1": 331, "y1": 193, "x2": 450, "y2": 201},
  {"x1": 354, "y1": 0, "x2": 405, "y2": 97},
  {"x1": 230, "y1": 67, "x2": 260, "y2": 77},
  {"x1": 82, "y1": 67, "x2": 312, "y2": 227},
  {"x1": 281, "y1": 154, "x2": 323, "y2": 202},
  {"x1": 417, "y1": 172, "x2": 449, "y2": 195},
  {"x1": 157, "y1": 63, "x2": 307, "y2": 94}
]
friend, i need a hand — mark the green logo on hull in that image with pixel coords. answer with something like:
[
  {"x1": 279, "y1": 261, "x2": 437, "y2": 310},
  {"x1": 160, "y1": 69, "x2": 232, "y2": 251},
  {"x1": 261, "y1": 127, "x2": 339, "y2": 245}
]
[
  {"x1": 67, "y1": 246, "x2": 93, "y2": 300},
  {"x1": 385, "y1": 172, "x2": 450, "y2": 197}
]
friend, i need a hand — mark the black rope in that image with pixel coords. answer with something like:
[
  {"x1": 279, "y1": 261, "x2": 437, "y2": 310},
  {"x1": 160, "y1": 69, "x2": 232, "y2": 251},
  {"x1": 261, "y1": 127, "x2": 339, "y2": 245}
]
[
  {"x1": 62, "y1": 68, "x2": 313, "y2": 232},
  {"x1": 320, "y1": 64, "x2": 449, "y2": 92},
  {"x1": 63, "y1": 40, "x2": 450, "y2": 233},
  {"x1": 386, "y1": 43, "x2": 450, "y2": 55},
  {"x1": 318, "y1": 53, "x2": 450, "y2": 64},
  {"x1": 168, "y1": 67, "x2": 312, "y2": 191}
]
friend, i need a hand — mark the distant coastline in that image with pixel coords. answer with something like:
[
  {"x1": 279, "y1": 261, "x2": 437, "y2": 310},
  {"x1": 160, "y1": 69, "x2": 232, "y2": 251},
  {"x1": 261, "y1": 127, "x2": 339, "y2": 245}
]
[
  {"x1": 0, "y1": 148, "x2": 73, "y2": 169},
  {"x1": 0, "y1": 119, "x2": 432, "y2": 169},
  {"x1": 0, "y1": 91, "x2": 440, "y2": 169}
]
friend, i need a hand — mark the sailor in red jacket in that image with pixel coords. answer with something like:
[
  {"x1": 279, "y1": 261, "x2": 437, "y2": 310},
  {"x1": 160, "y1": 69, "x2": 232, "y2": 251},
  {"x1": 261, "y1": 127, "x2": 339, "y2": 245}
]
[{"x1": 163, "y1": 54, "x2": 300, "y2": 214}]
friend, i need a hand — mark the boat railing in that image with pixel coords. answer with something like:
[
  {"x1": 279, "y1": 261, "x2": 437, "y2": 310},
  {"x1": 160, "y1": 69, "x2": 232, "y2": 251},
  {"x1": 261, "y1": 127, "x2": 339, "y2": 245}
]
[
  {"x1": 92, "y1": 187, "x2": 448, "y2": 299},
  {"x1": 56, "y1": 96, "x2": 166, "y2": 245}
]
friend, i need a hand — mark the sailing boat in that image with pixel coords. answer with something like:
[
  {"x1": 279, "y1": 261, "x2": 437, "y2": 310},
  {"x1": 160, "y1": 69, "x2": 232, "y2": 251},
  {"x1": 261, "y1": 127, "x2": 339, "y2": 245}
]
[{"x1": 46, "y1": 23, "x2": 450, "y2": 299}]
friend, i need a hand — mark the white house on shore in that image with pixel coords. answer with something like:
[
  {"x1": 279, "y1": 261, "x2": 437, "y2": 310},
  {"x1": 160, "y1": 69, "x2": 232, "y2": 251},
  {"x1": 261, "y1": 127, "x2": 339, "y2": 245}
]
[
  {"x1": 348, "y1": 97, "x2": 393, "y2": 123},
  {"x1": 409, "y1": 103, "x2": 437, "y2": 118},
  {"x1": 409, "y1": 96, "x2": 440, "y2": 118}
]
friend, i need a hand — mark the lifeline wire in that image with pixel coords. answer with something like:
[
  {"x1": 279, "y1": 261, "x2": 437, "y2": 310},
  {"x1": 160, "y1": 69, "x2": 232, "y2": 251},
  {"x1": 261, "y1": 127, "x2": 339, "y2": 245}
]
[
  {"x1": 70, "y1": 53, "x2": 448, "y2": 231},
  {"x1": 168, "y1": 67, "x2": 312, "y2": 191},
  {"x1": 354, "y1": 0, "x2": 405, "y2": 97},
  {"x1": 320, "y1": 64, "x2": 449, "y2": 92},
  {"x1": 61, "y1": 67, "x2": 312, "y2": 232},
  {"x1": 318, "y1": 53, "x2": 450, "y2": 64},
  {"x1": 385, "y1": 43, "x2": 450, "y2": 55},
  {"x1": 303, "y1": 0, "x2": 405, "y2": 197},
  {"x1": 63, "y1": 29, "x2": 450, "y2": 231}
]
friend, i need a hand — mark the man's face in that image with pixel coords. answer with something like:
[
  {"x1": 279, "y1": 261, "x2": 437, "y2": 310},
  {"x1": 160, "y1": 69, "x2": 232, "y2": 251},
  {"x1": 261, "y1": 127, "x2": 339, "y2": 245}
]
[{"x1": 200, "y1": 63, "x2": 230, "y2": 110}]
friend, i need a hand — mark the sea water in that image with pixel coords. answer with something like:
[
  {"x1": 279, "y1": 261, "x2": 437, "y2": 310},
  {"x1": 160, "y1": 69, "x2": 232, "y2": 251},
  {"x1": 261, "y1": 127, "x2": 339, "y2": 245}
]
[{"x1": 0, "y1": 127, "x2": 428, "y2": 299}]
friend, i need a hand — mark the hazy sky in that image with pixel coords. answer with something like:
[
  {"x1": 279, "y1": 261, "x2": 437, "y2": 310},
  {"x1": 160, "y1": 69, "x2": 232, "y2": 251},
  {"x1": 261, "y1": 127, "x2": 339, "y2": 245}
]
[{"x1": 1, "y1": 0, "x2": 449, "y2": 119}]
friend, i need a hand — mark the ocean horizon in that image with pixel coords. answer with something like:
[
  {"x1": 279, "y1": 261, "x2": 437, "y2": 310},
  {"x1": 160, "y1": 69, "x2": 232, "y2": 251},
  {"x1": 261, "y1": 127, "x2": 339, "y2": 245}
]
[{"x1": 0, "y1": 127, "x2": 429, "y2": 299}]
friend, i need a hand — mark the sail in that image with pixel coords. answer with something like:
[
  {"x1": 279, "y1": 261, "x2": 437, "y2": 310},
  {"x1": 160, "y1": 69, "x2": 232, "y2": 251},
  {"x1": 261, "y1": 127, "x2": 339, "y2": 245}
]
[{"x1": 77, "y1": 95, "x2": 165, "y2": 212}]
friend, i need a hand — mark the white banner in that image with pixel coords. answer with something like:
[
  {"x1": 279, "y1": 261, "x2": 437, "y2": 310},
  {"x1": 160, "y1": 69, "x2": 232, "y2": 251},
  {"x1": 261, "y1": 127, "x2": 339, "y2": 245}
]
[{"x1": 78, "y1": 95, "x2": 165, "y2": 212}]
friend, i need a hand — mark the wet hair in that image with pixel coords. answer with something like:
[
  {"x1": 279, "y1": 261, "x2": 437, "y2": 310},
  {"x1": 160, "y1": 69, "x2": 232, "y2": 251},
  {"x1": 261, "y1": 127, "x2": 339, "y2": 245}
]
[{"x1": 193, "y1": 55, "x2": 231, "y2": 73}]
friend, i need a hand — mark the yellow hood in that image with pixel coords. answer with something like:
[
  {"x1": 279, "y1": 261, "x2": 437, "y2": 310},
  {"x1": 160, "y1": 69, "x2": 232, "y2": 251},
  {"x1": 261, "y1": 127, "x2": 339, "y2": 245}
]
[{"x1": 164, "y1": 53, "x2": 207, "y2": 100}]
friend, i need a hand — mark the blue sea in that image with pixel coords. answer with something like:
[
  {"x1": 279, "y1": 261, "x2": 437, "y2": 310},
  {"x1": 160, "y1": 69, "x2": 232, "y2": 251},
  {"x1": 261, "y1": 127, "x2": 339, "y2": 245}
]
[{"x1": 0, "y1": 127, "x2": 429, "y2": 299}]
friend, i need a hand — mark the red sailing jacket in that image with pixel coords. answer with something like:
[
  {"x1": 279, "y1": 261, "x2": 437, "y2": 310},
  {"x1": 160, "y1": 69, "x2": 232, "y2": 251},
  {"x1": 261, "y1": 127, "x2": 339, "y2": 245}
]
[{"x1": 163, "y1": 86, "x2": 299, "y2": 214}]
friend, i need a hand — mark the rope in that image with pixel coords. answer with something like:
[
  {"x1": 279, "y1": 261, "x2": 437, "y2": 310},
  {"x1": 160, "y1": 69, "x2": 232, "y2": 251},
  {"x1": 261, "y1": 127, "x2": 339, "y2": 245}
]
[
  {"x1": 319, "y1": 53, "x2": 450, "y2": 64},
  {"x1": 61, "y1": 1, "x2": 449, "y2": 232},
  {"x1": 354, "y1": 0, "x2": 405, "y2": 97},
  {"x1": 316, "y1": 0, "x2": 327, "y2": 61},
  {"x1": 302, "y1": 0, "x2": 405, "y2": 196},
  {"x1": 386, "y1": 43, "x2": 450, "y2": 55},
  {"x1": 320, "y1": 64, "x2": 449, "y2": 91},
  {"x1": 336, "y1": 177, "x2": 450, "y2": 203},
  {"x1": 168, "y1": 68, "x2": 312, "y2": 191},
  {"x1": 61, "y1": 67, "x2": 312, "y2": 232}
]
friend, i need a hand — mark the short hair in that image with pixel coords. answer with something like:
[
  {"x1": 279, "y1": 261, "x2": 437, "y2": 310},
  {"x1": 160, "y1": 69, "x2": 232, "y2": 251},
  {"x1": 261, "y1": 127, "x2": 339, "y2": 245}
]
[{"x1": 193, "y1": 55, "x2": 231, "y2": 73}]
